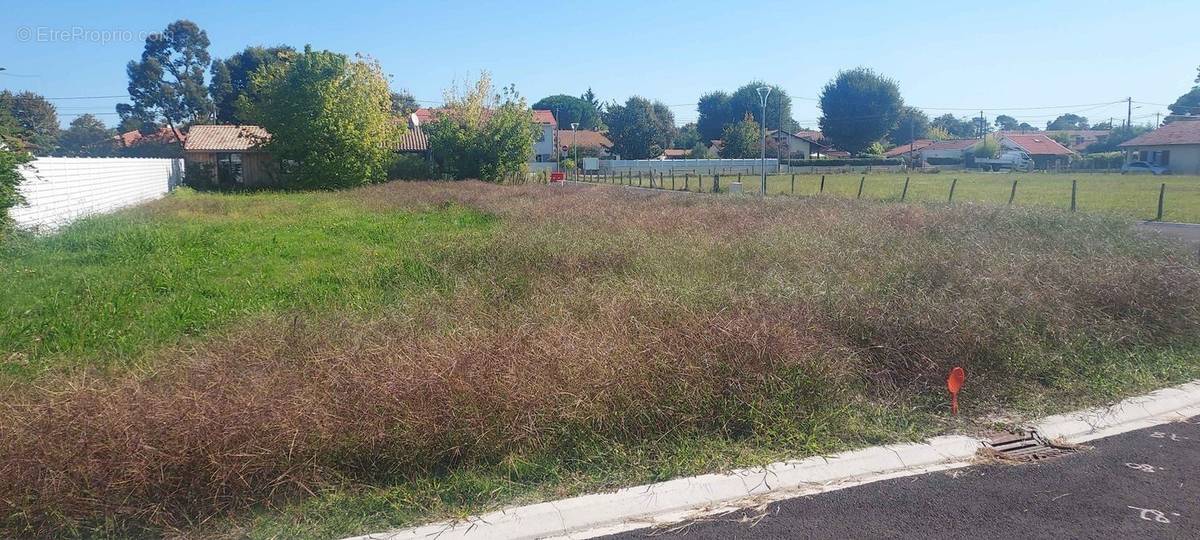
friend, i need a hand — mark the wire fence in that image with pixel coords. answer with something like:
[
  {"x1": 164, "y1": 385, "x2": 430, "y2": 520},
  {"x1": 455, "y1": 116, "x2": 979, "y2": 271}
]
[{"x1": 535, "y1": 169, "x2": 1195, "y2": 223}]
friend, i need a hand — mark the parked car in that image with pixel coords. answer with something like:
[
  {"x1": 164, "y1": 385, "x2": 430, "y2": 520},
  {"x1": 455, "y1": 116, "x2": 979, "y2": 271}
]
[
  {"x1": 976, "y1": 150, "x2": 1034, "y2": 172},
  {"x1": 1121, "y1": 161, "x2": 1169, "y2": 175}
]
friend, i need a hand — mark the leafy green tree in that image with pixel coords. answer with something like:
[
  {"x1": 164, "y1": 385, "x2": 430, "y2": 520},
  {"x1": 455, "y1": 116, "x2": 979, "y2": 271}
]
[
  {"x1": 210, "y1": 45, "x2": 295, "y2": 124},
  {"x1": 390, "y1": 90, "x2": 420, "y2": 117},
  {"x1": 689, "y1": 140, "x2": 712, "y2": 158},
  {"x1": 603, "y1": 96, "x2": 676, "y2": 160},
  {"x1": 818, "y1": 67, "x2": 903, "y2": 155},
  {"x1": 426, "y1": 73, "x2": 538, "y2": 180},
  {"x1": 926, "y1": 125, "x2": 951, "y2": 141},
  {"x1": 696, "y1": 91, "x2": 733, "y2": 141},
  {"x1": 673, "y1": 122, "x2": 701, "y2": 149},
  {"x1": 729, "y1": 81, "x2": 793, "y2": 132},
  {"x1": 994, "y1": 114, "x2": 1019, "y2": 131},
  {"x1": 248, "y1": 45, "x2": 399, "y2": 188},
  {"x1": 1085, "y1": 125, "x2": 1150, "y2": 153},
  {"x1": 0, "y1": 91, "x2": 60, "y2": 155},
  {"x1": 531, "y1": 93, "x2": 603, "y2": 130},
  {"x1": 1017, "y1": 122, "x2": 1038, "y2": 131},
  {"x1": 1046, "y1": 113, "x2": 1089, "y2": 130},
  {"x1": 1048, "y1": 132, "x2": 1073, "y2": 147},
  {"x1": 57, "y1": 114, "x2": 115, "y2": 157},
  {"x1": 121, "y1": 20, "x2": 214, "y2": 140},
  {"x1": 973, "y1": 136, "x2": 1000, "y2": 158},
  {"x1": 1091, "y1": 120, "x2": 1114, "y2": 130},
  {"x1": 719, "y1": 114, "x2": 760, "y2": 158},
  {"x1": 1, "y1": 136, "x2": 31, "y2": 235},
  {"x1": 888, "y1": 106, "x2": 930, "y2": 146},
  {"x1": 931, "y1": 113, "x2": 976, "y2": 138},
  {"x1": 1168, "y1": 87, "x2": 1200, "y2": 119}
]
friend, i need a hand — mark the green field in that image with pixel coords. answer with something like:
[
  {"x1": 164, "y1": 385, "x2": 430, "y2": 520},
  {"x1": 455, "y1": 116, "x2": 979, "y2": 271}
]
[
  {"x1": 586, "y1": 171, "x2": 1200, "y2": 223},
  {"x1": 2, "y1": 181, "x2": 1198, "y2": 539}
]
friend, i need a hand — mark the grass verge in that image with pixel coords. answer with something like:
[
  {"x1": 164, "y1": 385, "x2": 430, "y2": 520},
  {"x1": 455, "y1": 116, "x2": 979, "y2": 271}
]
[{"x1": 1, "y1": 181, "x2": 1198, "y2": 538}]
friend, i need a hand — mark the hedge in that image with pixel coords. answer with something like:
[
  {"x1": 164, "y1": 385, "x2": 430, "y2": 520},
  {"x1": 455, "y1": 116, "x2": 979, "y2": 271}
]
[{"x1": 784, "y1": 158, "x2": 902, "y2": 167}]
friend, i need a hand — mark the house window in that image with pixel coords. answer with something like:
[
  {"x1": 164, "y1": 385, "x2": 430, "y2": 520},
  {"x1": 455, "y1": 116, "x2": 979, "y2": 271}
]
[
  {"x1": 1160, "y1": 150, "x2": 1170, "y2": 166},
  {"x1": 217, "y1": 153, "x2": 244, "y2": 184}
]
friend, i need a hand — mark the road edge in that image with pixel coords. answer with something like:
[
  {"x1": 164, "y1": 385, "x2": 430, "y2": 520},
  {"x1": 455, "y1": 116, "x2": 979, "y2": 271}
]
[{"x1": 345, "y1": 379, "x2": 1200, "y2": 540}]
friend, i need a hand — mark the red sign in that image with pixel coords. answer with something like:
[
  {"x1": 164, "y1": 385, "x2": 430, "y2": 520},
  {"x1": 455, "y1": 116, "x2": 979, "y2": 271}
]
[
  {"x1": 550, "y1": 171, "x2": 565, "y2": 183},
  {"x1": 947, "y1": 366, "x2": 966, "y2": 415}
]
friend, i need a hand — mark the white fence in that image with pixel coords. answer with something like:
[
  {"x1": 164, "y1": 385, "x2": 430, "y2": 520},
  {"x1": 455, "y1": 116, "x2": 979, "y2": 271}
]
[
  {"x1": 11, "y1": 157, "x2": 184, "y2": 231},
  {"x1": 600, "y1": 158, "x2": 779, "y2": 174}
]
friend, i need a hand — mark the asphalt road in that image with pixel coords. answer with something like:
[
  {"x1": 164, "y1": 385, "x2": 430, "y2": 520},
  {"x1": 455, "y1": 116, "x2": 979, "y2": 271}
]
[
  {"x1": 604, "y1": 417, "x2": 1200, "y2": 540},
  {"x1": 1138, "y1": 221, "x2": 1200, "y2": 247}
]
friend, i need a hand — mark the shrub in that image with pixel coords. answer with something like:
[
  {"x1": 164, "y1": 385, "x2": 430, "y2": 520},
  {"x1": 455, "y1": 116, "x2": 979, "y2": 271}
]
[
  {"x1": 784, "y1": 158, "x2": 902, "y2": 167},
  {"x1": 0, "y1": 142, "x2": 31, "y2": 235},
  {"x1": 426, "y1": 72, "x2": 538, "y2": 181},
  {"x1": 247, "y1": 45, "x2": 399, "y2": 189},
  {"x1": 387, "y1": 153, "x2": 435, "y2": 180}
]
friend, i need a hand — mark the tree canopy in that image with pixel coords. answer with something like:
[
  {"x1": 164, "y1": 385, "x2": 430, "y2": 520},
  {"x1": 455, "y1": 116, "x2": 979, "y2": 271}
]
[
  {"x1": 248, "y1": 46, "x2": 399, "y2": 188},
  {"x1": 603, "y1": 96, "x2": 676, "y2": 160},
  {"x1": 818, "y1": 68, "x2": 903, "y2": 155},
  {"x1": 696, "y1": 82, "x2": 793, "y2": 142},
  {"x1": 1046, "y1": 113, "x2": 1089, "y2": 131},
  {"x1": 427, "y1": 73, "x2": 539, "y2": 181},
  {"x1": 931, "y1": 114, "x2": 976, "y2": 138},
  {"x1": 888, "y1": 106, "x2": 930, "y2": 146},
  {"x1": 673, "y1": 122, "x2": 701, "y2": 149},
  {"x1": 719, "y1": 114, "x2": 760, "y2": 158},
  {"x1": 1168, "y1": 87, "x2": 1200, "y2": 119},
  {"x1": 390, "y1": 91, "x2": 420, "y2": 117},
  {"x1": 0, "y1": 91, "x2": 60, "y2": 155},
  {"x1": 209, "y1": 45, "x2": 295, "y2": 124},
  {"x1": 121, "y1": 20, "x2": 214, "y2": 135},
  {"x1": 531, "y1": 92, "x2": 604, "y2": 130},
  {"x1": 57, "y1": 114, "x2": 115, "y2": 157},
  {"x1": 994, "y1": 114, "x2": 1019, "y2": 131}
]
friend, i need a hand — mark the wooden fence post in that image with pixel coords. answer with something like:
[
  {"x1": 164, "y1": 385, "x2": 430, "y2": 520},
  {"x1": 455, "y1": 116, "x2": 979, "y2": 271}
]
[
  {"x1": 1008, "y1": 179, "x2": 1018, "y2": 205},
  {"x1": 948, "y1": 178, "x2": 958, "y2": 203},
  {"x1": 1156, "y1": 183, "x2": 1166, "y2": 221},
  {"x1": 714, "y1": 174, "x2": 721, "y2": 193},
  {"x1": 791, "y1": 173, "x2": 796, "y2": 194},
  {"x1": 685, "y1": 173, "x2": 690, "y2": 192},
  {"x1": 901, "y1": 177, "x2": 910, "y2": 202},
  {"x1": 819, "y1": 174, "x2": 825, "y2": 193},
  {"x1": 857, "y1": 176, "x2": 865, "y2": 199},
  {"x1": 671, "y1": 171, "x2": 676, "y2": 190},
  {"x1": 1070, "y1": 179, "x2": 1077, "y2": 212}
]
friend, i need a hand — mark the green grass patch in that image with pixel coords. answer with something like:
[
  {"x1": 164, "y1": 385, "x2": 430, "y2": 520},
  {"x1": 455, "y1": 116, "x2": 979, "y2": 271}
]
[{"x1": 0, "y1": 189, "x2": 494, "y2": 380}]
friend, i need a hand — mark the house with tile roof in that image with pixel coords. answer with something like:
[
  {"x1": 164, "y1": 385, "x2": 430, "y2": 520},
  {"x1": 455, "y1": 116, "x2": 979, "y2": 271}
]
[
  {"x1": 1119, "y1": 118, "x2": 1200, "y2": 175},
  {"x1": 884, "y1": 139, "x2": 935, "y2": 158},
  {"x1": 183, "y1": 125, "x2": 273, "y2": 186},
  {"x1": 560, "y1": 129, "x2": 613, "y2": 158},
  {"x1": 917, "y1": 139, "x2": 981, "y2": 161},
  {"x1": 413, "y1": 108, "x2": 558, "y2": 162},
  {"x1": 998, "y1": 133, "x2": 1075, "y2": 169}
]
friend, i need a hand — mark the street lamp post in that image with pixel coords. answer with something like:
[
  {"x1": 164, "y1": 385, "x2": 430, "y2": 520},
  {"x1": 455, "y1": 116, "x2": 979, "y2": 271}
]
[
  {"x1": 570, "y1": 122, "x2": 579, "y2": 177},
  {"x1": 756, "y1": 87, "x2": 771, "y2": 195}
]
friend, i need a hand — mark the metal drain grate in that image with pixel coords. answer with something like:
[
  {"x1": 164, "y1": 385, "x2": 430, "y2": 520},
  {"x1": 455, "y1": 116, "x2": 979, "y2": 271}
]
[{"x1": 982, "y1": 431, "x2": 1079, "y2": 462}]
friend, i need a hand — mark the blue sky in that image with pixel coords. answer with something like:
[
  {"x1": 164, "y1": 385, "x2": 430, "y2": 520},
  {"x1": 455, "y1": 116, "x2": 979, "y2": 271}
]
[{"x1": 3, "y1": 0, "x2": 1198, "y2": 129}]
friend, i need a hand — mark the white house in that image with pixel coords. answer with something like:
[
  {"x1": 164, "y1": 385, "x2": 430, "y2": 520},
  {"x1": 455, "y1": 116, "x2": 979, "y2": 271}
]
[
  {"x1": 1119, "y1": 118, "x2": 1200, "y2": 175},
  {"x1": 767, "y1": 129, "x2": 830, "y2": 159}
]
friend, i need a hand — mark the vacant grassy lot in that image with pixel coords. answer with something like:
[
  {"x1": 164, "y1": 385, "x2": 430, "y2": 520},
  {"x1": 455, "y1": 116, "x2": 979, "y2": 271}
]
[
  {"x1": 593, "y1": 171, "x2": 1200, "y2": 223},
  {"x1": 2, "y1": 182, "x2": 1199, "y2": 539}
]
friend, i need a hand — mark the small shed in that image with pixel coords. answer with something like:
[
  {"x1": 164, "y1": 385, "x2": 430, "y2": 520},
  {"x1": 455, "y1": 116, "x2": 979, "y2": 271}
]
[{"x1": 183, "y1": 125, "x2": 273, "y2": 187}]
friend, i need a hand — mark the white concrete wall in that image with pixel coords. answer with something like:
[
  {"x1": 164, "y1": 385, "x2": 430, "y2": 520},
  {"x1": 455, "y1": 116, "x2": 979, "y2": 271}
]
[
  {"x1": 532, "y1": 125, "x2": 556, "y2": 161},
  {"x1": 600, "y1": 159, "x2": 778, "y2": 174},
  {"x1": 10, "y1": 157, "x2": 184, "y2": 231}
]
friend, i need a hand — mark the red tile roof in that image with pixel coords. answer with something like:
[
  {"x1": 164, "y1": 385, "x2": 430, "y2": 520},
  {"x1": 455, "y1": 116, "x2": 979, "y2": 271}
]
[
  {"x1": 532, "y1": 109, "x2": 556, "y2": 125},
  {"x1": 1001, "y1": 133, "x2": 1074, "y2": 156},
  {"x1": 560, "y1": 129, "x2": 612, "y2": 150},
  {"x1": 115, "y1": 126, "x2": 185, "y2": 147},
  {"x1": 394, "y1": 124, "x2": 428, "y2": 152},
  {"x1": 884, "y1": 139, "x2": 934, "y2": 157},
  {"x1": 1000, "y1": 130, "x2": 1109, "y2": 152},
  {"x1": 184, "y1": 125, "x2": 270, "y2": 152},
  {"x1": 921, "y1": 139, "x2": 980, "y2": 151},
  {"x1": 1119, "y1": 119, "x2": 1200, "y2": 147}
]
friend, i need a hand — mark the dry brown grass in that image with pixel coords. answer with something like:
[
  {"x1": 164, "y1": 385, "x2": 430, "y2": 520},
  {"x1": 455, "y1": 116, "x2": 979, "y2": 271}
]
[{"x1": 2, "y1": 181, "x2": 1198, "y2": 537}]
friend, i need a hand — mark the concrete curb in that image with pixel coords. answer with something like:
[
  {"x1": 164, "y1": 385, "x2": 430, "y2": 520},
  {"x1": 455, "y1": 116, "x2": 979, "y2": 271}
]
[{"x1": 345, "y1": 379, "x2": 1200, "y2": 540}]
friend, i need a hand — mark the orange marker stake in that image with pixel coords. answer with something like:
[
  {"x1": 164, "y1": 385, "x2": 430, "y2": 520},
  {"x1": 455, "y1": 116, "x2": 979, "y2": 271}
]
[{"x1": 947, "y1": 366, "x2": 966, "y2": 415}]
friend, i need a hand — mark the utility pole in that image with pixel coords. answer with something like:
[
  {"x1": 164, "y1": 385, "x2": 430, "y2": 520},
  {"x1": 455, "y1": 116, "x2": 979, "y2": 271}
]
[
  {"x1": 980, "y1": 110, "x2": 986, "y2": 138},
  {"x1": 1155, "y1": 112, "x2": 1161, "y2": 127},
  {"x1": 1127, "y1": 97, "x2": 1133, "y2": 132}
]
